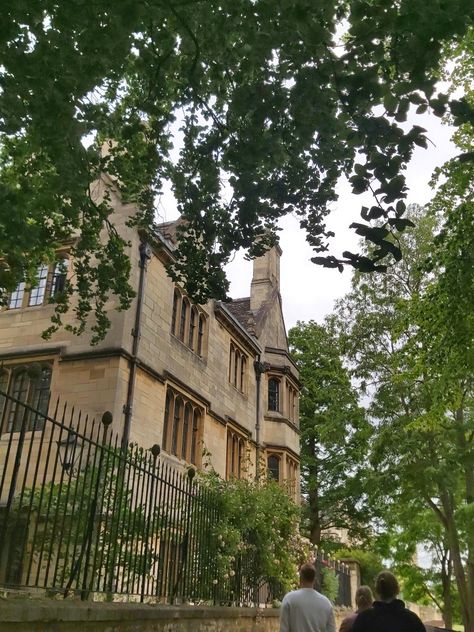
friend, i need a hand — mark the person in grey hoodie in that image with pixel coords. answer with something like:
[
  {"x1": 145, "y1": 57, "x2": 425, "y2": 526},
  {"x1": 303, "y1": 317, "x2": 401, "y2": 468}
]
[
  {"x1": 280, "y1": 563, "x2": 336, "y2": 632},
  {"x1": 352, "y1": 571, "x2": 426, "y2": 632}
]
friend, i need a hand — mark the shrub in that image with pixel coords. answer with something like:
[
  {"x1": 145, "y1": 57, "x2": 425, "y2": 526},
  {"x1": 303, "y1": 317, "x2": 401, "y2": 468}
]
[{"x1": 198, "y1": 468, "x2": 310, "y2": 594}]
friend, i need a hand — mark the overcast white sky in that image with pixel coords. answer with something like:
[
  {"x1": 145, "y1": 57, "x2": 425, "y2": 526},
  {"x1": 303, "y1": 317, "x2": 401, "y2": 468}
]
[{"x1": 158, "y1": 109, "x2": 457, "y2": 330}]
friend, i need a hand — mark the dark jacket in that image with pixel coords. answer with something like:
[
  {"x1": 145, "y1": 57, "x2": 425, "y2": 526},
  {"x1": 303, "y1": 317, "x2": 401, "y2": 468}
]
[{"x1": 352, "y1": 599, "x2": 426, "y2": 632}]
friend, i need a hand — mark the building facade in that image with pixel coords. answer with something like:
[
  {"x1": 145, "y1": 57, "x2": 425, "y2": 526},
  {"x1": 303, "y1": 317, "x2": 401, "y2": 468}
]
[{"x1": 0, "y1": 176, "x2": 300, "y2": 492}]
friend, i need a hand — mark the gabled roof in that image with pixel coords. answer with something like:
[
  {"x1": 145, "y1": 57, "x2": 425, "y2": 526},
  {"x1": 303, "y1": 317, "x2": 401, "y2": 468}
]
[
  {"x1": 225, "y1": 297, "x2": 252, "y2": 330},
  {"x1": 153, "y1": 219, "x2": 286, "y2": 348},
  {"x1": 155, "y1": 218, "x2": 183, "y2": 244}
]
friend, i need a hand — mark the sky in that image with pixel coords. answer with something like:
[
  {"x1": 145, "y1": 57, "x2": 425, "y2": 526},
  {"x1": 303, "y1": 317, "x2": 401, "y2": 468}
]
[{"x1": 158, "y1": 109, "x2": 458, "y2": 330}]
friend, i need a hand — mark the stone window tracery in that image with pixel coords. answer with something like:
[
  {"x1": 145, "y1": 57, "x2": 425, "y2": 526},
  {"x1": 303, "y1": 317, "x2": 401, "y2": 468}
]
[
  {"x1": 162, "y1": 386, "x2": 203, "y2": 465},
  {"x1": 268, "y1": 377, "x2": 280, "y2": 412},
  {"x1": 0, "y1": 363, "x2": 52, "y2": 433},
  {"x1": 285, "y1": 456, "x2": 299, "y2": 499},
  {"x1": 228, "y1": 342, "x2": 248, "y2": 393},
  {"x1": 6, "y1": 259, "x2": 69, "y2": 310},
  {"x1": 286, "y1": 381, "x2": 298, "y2": 424},
  {"x1": 28, "y1": 265, "x2": 49, "y2": 306},
  {"x1": 267, "y1": 453, "x2": 281, "y2": 481},
  {"x1": 170, "y1": 287, "x2": 207, "y2": 357},
  {"x1": 226, "y1": 427, "x2": 246, "y2": 479}
]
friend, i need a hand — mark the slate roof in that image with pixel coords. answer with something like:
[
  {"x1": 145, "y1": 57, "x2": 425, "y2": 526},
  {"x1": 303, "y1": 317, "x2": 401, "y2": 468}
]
[{"x1": 225, "y1": 297, "x2": 252, "y2": 330}]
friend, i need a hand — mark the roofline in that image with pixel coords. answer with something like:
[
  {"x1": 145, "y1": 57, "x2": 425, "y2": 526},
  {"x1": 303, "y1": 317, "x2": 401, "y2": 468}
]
[
  {"x1": 138, "y1": 227, "x2": 176, "y2": 263},
  {"x1": 265, "y1": 346, "x2": 299, "y2": 372},
  {"x1": 215, "y1": 302, "x2": 262, "y2": 354},
  {"x1": 140, "y1": 230, "x2": 261, "y2": 354}
]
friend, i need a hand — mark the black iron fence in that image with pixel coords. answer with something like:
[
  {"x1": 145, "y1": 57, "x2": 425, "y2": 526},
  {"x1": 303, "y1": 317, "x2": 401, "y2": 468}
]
[
  {"x1": 314, "y1": 552, "x2": 352, "y2": 607},
  {"x1": 0, "y1": 390, "x2": 352, "y2": 606}
]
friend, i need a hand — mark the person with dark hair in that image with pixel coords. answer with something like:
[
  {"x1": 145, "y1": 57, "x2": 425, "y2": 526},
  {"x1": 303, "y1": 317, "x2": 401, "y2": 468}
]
[
  {"x1": 339, "y1": 586, "x2": 374, "y2": 632},
  {"x1": 352, "y1": 571, "x2": 426, "y2": 632},
  {"x1": 280, "y1": 563, "x2": 336, "y2": 632}
]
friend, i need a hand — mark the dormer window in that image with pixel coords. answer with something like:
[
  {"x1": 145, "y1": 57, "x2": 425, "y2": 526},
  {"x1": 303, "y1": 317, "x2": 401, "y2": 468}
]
[
  {"x1": 51, "y1": 259, "x2": 69, "y2": 297},
  {"x1": 9, "y1": 282, "x2": 25, "y2": 309},
  {"x1": 268, "y1": 377, "x2": 280, "y2": 412}
]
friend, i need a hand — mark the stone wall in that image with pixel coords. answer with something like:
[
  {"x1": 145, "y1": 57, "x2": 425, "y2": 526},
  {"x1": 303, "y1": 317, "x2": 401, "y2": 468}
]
[
  {"x1": 0, "y1": 601, "x2": 278, "y2": 632},
  {"x1": 0, "y1": 599, "x2": 354, "y2": 632}
]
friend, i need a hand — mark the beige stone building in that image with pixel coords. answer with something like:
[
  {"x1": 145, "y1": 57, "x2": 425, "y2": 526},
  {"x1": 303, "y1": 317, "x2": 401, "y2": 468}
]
[{"x1": 0, "y1": 176, "x2": 300, "y2": 491}]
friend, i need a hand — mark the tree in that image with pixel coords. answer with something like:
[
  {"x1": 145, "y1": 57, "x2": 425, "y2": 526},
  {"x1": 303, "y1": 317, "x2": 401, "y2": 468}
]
[
  {"x1": 1, "y1": 2, "x2": 474, "y2": 341},
  {"x1": 288, "y1": 320, "x2": 371, "y2": 546},
  {"x1": 336, "y1": 203, "x2": 474, "y2": 631},
  {"x1": 387, "y1": 504, "x2": 459, "y2": 629},
  {"x1": 334, "y1": 548, "x2": 384, "y2": 592}
]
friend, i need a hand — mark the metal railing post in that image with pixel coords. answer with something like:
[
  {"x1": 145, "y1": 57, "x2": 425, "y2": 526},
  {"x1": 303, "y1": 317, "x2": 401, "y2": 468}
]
[
  {"x1": 63, "y1": 411, "x2": 112, "y2": 599},
  {"x1": 140, "y1": 444, "x2": 160, "y2": 603}
]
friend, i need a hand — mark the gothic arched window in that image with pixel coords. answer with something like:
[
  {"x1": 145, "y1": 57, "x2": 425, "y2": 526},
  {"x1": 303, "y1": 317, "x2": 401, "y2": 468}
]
[
  {"x1": 267, "y1": 454, "x2": 281, "y2": 481},
  {"x1": 188, "y1": 307, "x2": 197, "y2": 350},
  {"x1": 179, "y1": 299, "x2": 189, "y2": 342},
  {"x1": 171, "y1": 288, "x2": 206, "y2": 356},
  {"x1": 268, "y1": 378, "x2": 280, "y2": 412},
  {"x1": 162, "y1": 387, "x2": 202, "y2": 465}
]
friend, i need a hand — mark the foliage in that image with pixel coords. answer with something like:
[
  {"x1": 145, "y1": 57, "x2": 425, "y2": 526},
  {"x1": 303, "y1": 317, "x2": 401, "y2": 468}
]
[
  {"x1": 335, "y1": 201, "x2": 474, "y2": 630},
  {"x1": 320, "y1": 566, "x2": 339, "y2": 603},
  {"x1": 383, "y1": 501, "x2": 461, "y2": 628},
  {"x1": 335, "y1": 548, "x2": 384, "y2": 591},
  {"x1": 198, "y1": 468, "x2": 307, "y2": 595},
  {"x1": 1, "y1": 3, "x2": 474, "y2": 340},
  {"x1": 288, "y1": 320, "x2": 371, "y2": 546}
]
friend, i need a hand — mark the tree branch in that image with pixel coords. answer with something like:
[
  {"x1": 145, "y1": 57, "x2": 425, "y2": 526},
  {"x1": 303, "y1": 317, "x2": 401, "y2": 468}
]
[{"x1": 424, "y1": 495, "x2": 448, "y2": 528}]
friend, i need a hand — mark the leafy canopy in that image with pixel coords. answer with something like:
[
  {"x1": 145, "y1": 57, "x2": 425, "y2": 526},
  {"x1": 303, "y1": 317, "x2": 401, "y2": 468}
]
[
  {"x1": 1, "y1": 1, "x2": 474, "y2": 340},
  {"x1": 289, "y1": 320, "x2": 371, "y2": 546},
  {"x1": 336, "y1": 201, "x2": 474, "y2": 631}
]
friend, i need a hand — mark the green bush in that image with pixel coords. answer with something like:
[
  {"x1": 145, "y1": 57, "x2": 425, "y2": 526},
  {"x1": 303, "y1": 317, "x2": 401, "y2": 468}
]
[
  {"x1": 199, "y1": 467, "x2": 310, "y2": 594},
  {"x1": 335, "y1": 547, "x2": 384, "y2": 590},
  {"x1": 320, "y1": 566, "x2": 339, "y2": 602}
]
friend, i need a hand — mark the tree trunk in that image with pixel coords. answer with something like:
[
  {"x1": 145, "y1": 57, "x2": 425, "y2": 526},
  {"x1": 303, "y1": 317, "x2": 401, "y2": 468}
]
[
  {"x1": 307, "y1": 441, "x2": 321, "y2": 546},
  {"x1": 308, "y1": 472, "x2": 321, "y2": 546},
  {"x1": 440, "y1": 551, "x2": 453, "y2": 630},
  {"x1": 455, "y1": 406, "x2": 474, "y2": 630},
  {"x1": 440, "y1": 487, "x2": 472, "y2": 632}
]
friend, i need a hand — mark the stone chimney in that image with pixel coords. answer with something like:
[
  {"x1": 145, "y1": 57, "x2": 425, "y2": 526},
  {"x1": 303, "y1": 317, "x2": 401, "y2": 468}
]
[{"x1": 250, "y1": 244, "x2": 282, "y2": 312}]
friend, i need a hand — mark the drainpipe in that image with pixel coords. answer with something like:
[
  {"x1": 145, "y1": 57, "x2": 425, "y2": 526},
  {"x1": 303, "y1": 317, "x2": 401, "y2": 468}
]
[
  {"x1": 253, "y1": 358, "x2": 268, "y2": 480},
  {"x1": 122, "y1": 240, "x2": 151, "y2": 451}
]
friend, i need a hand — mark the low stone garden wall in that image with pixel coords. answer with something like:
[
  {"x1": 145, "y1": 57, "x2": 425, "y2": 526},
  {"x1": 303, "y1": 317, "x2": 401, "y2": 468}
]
[{"x1": 0, "y1": 598, "x2": 354, "y2": 632}]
